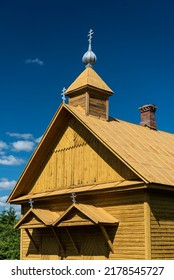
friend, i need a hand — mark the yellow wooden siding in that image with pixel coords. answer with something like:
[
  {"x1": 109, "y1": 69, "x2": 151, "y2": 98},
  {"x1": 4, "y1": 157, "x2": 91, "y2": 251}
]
[
  {"x1": 21, "y1": 229, "x2": 41, "y2": 260},
  {"x1": 150, "y1": 191, "x2": 174, "y2": 259},
  {"x1": 21, "y1": 190, "x2": 145, "y2": 260},
  {"x1": 27, "y1": 117, "x2": 137, "y2": 195},
  {"x1": 41, "y1": 229, "x2": 61, "y2": 260},
  {"x1": 90, "y1": 192, "x2": 145, "y2": 260},
  {"x1": 89, "y1": 94, "x2": 107, "y2": 119},
  {"x1": 20, "y1": 216, "x2": 44, "y2": 228},
  {"x1": 69, "y1": 93, "x2": 86, "y2": 109},
  {"x1": 8, "y1": 102, "x2": 174, "y2": 203}
]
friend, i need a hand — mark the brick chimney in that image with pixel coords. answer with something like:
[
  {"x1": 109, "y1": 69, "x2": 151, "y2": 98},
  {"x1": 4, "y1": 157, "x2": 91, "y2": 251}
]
[{"x1": 139, "y1": 104, "x2": 157, "y2": 129}]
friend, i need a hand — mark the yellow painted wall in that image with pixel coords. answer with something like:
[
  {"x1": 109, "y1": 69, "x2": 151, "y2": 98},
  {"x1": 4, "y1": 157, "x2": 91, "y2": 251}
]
[
  {"x1": 27, "y1": 117, "x2": 137, "y2": 195},
  {"x1": 150, "y1": 191, "x2": 174, "y2": 259},
  {"x1": 21, "y1": 190, "x2": 145, "y2": 260}
]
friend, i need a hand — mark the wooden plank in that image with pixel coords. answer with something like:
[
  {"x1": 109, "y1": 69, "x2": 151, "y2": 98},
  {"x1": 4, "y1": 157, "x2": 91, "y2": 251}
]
[
  {"x1": 20, "y1": 229, "x2": 23, "y2": 260},
  {"x1": 106, "y1": 99, "x2": 109, "y2": 121},
  {"x1": 51, "y1": 227, "x2": 65, "y2": 254},
  {"x1": 65, "y1": 227, "x2": 80, "y2": 255},
  {"x1": 99, "y1": 225, "x2": 114, "y2": 253},
  {"x1": 25, "y1": 229, "x2": 39, "y2": 253},
  {"x1": 150, "y1": 192, "x2": 174, "y2": 259},
  {"x1": 59, "y1": 221, "x2": 94, "y2": 226},
  {"x1": 85, "y1": 92, "x2": 89, "y2": 115}
]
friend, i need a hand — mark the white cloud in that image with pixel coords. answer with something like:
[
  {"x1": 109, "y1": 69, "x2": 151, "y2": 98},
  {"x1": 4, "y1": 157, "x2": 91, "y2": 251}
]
[
  {"x1": 0, "y1": 178, "x2": 16, "y2": 190},
  {"x1": 35, "y1": 135, "x2": 43, "y2": 143},
  {"x1": 12, "y1": 140, "x2": 35, "y2": 152},
  {"x1": 0, "y1": 196, "x2": 8, "y2": 206},
  {"x1": 0, "y1": 141, "x2": 8, "y2": 150},
  {"x1": 7, "y1": 132, "x2": 42, "y2": 149},
  {"x1": 0, "y1": 155, "x2": 25, "y2": 165},
  {"x1": 6, "y1": 132, "x2": 34, "y2": 140},
  {"x1": 26, "y1": 58, "x2": 44, "y2": 66}
]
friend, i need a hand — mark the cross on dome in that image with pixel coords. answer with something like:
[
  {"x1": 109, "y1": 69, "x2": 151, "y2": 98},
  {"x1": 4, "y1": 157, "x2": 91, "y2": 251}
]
[
  {"x1": 88, "y1": 29, "x2": 94, "y2": 45},
  {"x1": 82, "y1": 29, "x2": 97, "y2": 68}
]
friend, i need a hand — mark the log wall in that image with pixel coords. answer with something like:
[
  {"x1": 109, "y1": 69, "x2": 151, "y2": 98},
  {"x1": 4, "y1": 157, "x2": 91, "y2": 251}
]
[
  {"x1": 150, "y1": 191, "x2": 174, "y2": 259},
  {"x1": 21, "y1": 190, "x2": 146, "y2": 260}
]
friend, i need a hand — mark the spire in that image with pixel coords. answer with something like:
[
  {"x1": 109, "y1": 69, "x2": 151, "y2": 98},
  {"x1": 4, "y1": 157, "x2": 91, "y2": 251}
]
[{"x1": 82, "y1": 29, "x2": 97, "y2": 68}]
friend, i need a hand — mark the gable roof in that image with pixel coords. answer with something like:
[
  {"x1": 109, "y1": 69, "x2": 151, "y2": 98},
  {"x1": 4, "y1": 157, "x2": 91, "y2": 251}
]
[
  {"x1": 66, "y1": 67, "x2": 113, "y2": 94},
  {"x1": 7, "y1": 102, "x2": 174, "y2": 202},
  {"x1": 15, "y1": 208, "x2": 60, "y2": 229},
  {"x1": 67, "y1": 105, "x2": 174, "y2": 186},
  {"x1": 53, "y1": 203, "x2": 118, "y2": 226}
]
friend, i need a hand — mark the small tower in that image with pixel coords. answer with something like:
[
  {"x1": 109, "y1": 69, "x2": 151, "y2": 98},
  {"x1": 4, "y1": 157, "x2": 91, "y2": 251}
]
[{"x1": 65, "y1": 30, "x2": 113, "y2": 121}]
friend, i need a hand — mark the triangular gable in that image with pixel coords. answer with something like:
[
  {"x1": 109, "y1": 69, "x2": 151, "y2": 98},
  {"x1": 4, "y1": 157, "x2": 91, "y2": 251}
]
[
  {"x1": 25, "y1": 116, "x2": 137, "y2": 195},
  {"x1": 7, "y1": 93, "x2": 174, "y2": 204},
  {"x1": 15, "y1": 208, "x2": 60, "y2": 229},
  {"x1": 53, "y1": 203, "x2": 118, "y2": 227},
  {"x1": 8, "y1": 104, "x2": 139, "y2": 202}
]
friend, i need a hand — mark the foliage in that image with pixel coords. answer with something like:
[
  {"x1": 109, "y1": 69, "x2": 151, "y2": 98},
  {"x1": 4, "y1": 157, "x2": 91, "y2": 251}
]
[{"x1": 0, "y1": 207, "x2": 20, "y2": 259}]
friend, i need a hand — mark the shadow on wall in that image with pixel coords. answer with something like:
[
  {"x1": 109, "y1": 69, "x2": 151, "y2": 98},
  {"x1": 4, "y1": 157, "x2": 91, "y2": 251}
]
[{"x1": 26, "y1": 225, "x2": 118, "y2": 260}]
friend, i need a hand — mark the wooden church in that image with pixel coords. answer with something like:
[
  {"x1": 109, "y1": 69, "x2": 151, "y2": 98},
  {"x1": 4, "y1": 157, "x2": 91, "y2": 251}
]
[{"x1": 8, "y1": 30, "x2": 174, "y2": 260}]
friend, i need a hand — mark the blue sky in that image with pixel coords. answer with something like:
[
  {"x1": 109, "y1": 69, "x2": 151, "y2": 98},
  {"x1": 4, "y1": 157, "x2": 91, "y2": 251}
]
[{"x1": 1, "y1": 0, "x2": 174, "y2": 215}]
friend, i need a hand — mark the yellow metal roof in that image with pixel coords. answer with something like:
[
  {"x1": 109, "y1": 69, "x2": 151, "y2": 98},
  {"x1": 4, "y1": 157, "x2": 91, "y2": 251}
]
[
  {"x1": 66, "y1": 67, "x2": 113, "y2": 94},
  {"x1": 53, "y1": 203, "x2": 118, "y2": 226},
  {"x1": 10, "y1": 180, "x2": 143, "y2": 203},
  {"x1": 67, "y1": 104, "x2": 174, "y2": 186}
]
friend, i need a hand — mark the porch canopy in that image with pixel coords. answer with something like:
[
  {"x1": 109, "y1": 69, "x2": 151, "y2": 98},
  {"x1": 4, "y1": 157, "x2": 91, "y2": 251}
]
[
  {"x1": 15, "y1": 208, "x2": 60, "y2": 229},
  {"x1": 15, "y1": 203, "x2": 118, "y2": 254},
  {"x1": 53, "y1": 203, "x2": 118, "y2": 227}
]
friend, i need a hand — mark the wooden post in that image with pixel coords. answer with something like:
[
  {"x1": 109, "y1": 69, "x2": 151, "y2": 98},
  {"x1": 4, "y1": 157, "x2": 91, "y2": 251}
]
[
  {"x1": 51, "y1": 227, "x2": 65, "y2": 254},
  {"x1": 106, "y1": 99, "x2": 109, "y2": 121},
  {"x1": 144, "y1": 192, "x2": 151, "y2": 259},
  {"x1": 25, "y1": 229, "x2": 39, "y2": 252},
  {"x1": 99, "y1": 225, "x2": 114, "y2": 253},
  {"x1": 86, "y1": 92, "x2": 89, "y2": 115},
  {"x1": 65, "y1": 227, "x2": 80, "y2": 255}
]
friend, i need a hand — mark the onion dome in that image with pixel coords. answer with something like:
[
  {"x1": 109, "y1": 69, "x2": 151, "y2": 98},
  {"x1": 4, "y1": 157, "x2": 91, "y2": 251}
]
[{"x1": 82, "y1": 29, "x2": 97, "y2": 68}]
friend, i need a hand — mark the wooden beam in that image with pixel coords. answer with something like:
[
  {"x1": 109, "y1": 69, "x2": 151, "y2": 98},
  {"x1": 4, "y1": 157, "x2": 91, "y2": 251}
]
[
  {"x1": 144, "y1": 192, "x2": 151, "y2": 259},
  {"x1": 85, "y1": 92, "x2": 89, "y2": 115},
  {"x1": 25, "y1": 229, "x2": 39, "y2": 252},
  {"x1": 65, "y1": 227, "x2": 80, "y2": 255},
  {"x1": 99, "y1": 225, "x2": 114, "y2": 253},
  {"x1": 51, "y1": 227, "x2": 65, "y2": 254},
  {"x1": 106, "y1": 98, "x2": 109, "y2": 121}
]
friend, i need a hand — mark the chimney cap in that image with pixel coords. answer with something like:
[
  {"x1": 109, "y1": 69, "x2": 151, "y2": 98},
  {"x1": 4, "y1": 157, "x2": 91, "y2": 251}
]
[{"x1": 138, "y1": 104, "x2": 157, "y2": 113}]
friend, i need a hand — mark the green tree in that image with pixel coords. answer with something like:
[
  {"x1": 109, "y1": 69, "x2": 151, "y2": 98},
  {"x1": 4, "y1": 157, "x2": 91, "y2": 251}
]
[{"x1": 0, "y1": 207, "x2": 20, "y2": 259}]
